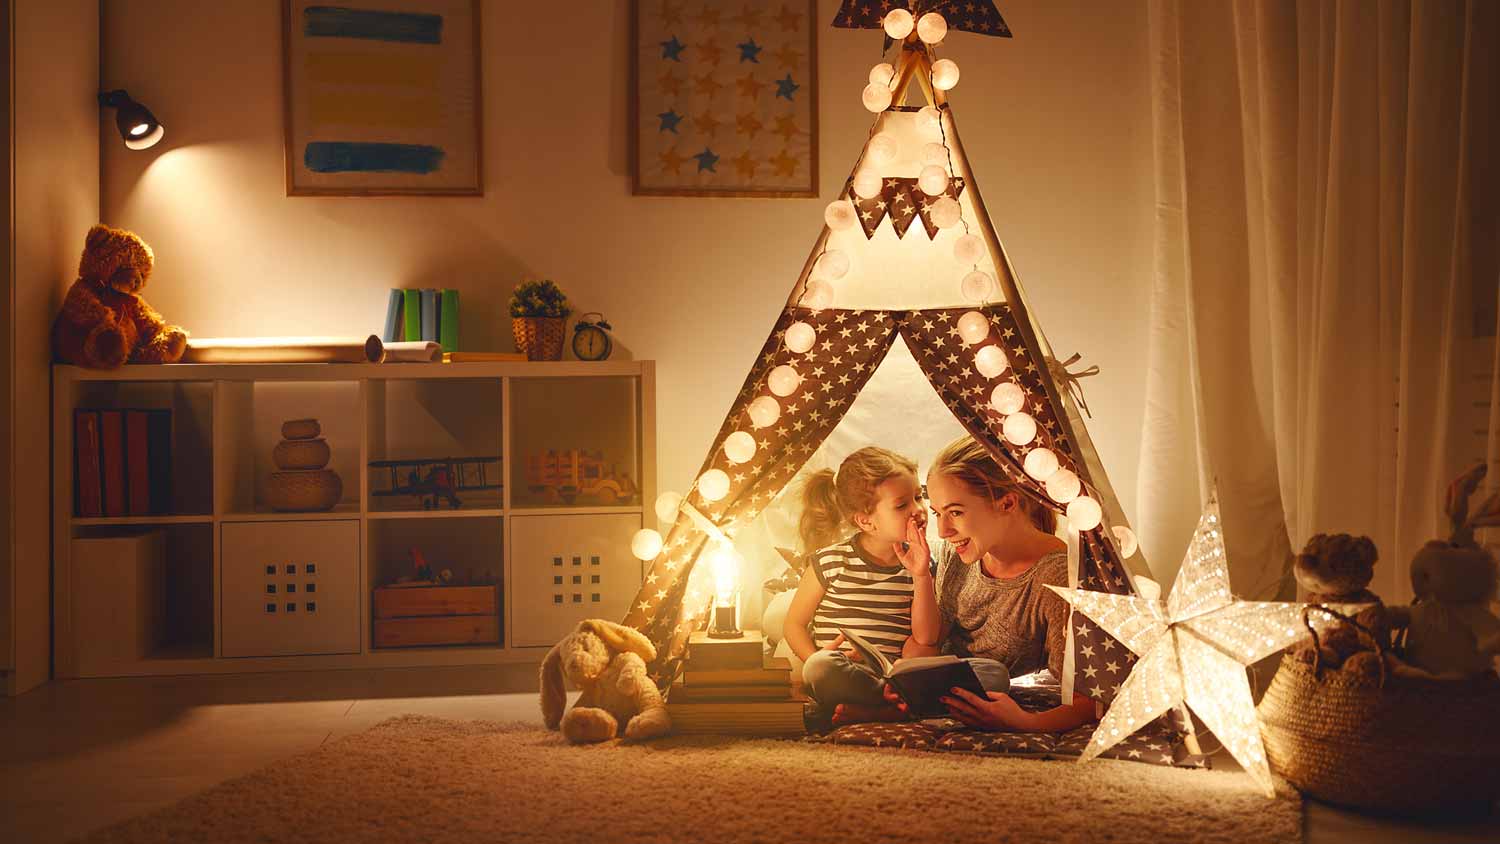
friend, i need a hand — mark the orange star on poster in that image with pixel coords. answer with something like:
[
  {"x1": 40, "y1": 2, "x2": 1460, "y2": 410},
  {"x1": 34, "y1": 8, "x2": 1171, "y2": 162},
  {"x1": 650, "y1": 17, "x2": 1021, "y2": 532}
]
[
  {"x1": 775, "y1": 4, "x2": 802, "y2": 31},
  {"x1": 659, "y1": 146, "x2": 687, "y2": 175},
  {"x1": 695, "y1": 5, "x2": 721, "y2": 27},
  {"x1": 695, "y1": 111, "x2": 723, "y2": 139},
  {"x1": 736, "y1": 112, "x2": 764, "y2": 138},
  {"x1": 733, "y1": 4, "x2": 763, "y2": 29},
  {"x1": 658, "y1": 68, "x2": 683, "y2": 97},
  {"x1": 773, "y1": 114, "x2": 802, "y2": 142},
  {"x1": 695, "y1": 72, "x2": 722, "y2": 98},
  {"x1": 770, "y1": 149, "x2": 799, "y2": 177},
  {"x1": 732, "y1": 151, "x2": 758, "y2": 179},
  {"x1": 659, "y1": 1, "x2": 683, "y2": 27},
  {"x1": 697, "y1": 37, "x2": 723, "y2": 67},
  {"x1": 772, "y1": 44, "x2": 802, "y2": 71},
  {"x1": 737, "y1": 72, "x2": 765, "y2": 99}
]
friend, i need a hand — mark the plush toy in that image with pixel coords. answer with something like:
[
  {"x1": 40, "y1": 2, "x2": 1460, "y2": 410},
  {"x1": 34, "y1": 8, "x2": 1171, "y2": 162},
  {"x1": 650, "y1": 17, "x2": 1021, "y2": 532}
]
[
  {"x1": 1386, "y1": 464, "x2": 1500, "y2": 678},
  {"x1": 51, "y1": 224, "x2": 187, "y2": 369},
  {"x1": 540, "y1": 618, "x2": 671, "y2": 743},
  {"x1": 1292, "y1": 533, "x2": 1388, "y2": 669}
]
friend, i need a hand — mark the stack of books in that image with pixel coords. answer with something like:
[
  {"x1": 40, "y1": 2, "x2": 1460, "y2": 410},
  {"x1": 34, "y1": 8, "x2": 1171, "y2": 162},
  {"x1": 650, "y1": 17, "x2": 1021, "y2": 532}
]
[
  {"x1": 383, "y1": 288, "x2": 460, "y2": 352},
  {"x1": 74, "y1": 409, "x2": 172, "y2": 517},
  {"x1": 666, "y1": 630, "x2": 808, "y2": 736}
]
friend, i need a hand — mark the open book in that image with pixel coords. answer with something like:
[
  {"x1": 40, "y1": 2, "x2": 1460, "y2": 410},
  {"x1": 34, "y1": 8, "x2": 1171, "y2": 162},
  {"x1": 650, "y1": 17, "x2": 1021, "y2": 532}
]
[{"x1": 838, "y1": 627, "x2": 988, "y2": 719}]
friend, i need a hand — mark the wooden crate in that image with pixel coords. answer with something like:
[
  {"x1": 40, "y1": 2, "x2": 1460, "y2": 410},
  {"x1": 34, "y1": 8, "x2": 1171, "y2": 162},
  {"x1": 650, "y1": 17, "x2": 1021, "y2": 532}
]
[
  {"x1": 374, "y1": 615, "x2": 500, "y2": 648},
  {"x1": 373, "y1": 585, "x2": 497, "y2": 619}
]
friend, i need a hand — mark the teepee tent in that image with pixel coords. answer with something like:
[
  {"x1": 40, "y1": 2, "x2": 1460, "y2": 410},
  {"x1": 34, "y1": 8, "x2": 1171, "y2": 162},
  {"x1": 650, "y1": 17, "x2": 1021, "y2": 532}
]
[{"x1": 624, "y1": 3, "x2": 1149, "y2": 708}]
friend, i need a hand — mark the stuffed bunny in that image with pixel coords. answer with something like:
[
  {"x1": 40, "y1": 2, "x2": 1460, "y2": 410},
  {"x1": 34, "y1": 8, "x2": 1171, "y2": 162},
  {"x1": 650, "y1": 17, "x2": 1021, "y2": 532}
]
[
  {"x1": 539, "y1": 618, "x2": 672, "y2": 743},
  {"x1": 1387, "y1": 464, "x2": 1500, "y2": 678}
]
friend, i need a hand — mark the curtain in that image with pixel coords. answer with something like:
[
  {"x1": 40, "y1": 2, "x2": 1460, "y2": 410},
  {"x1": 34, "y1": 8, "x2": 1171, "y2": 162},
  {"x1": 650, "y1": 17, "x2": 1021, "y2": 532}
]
[{"x1": 1140, "y1": 0, "x2": 1499, "y2": 603}]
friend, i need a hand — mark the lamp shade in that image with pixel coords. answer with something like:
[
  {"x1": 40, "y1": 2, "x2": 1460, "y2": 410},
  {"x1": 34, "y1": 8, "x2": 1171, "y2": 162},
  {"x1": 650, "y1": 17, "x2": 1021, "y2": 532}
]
[{"x1": 99, "y1": 90, "x2": 164, "y2": 150}]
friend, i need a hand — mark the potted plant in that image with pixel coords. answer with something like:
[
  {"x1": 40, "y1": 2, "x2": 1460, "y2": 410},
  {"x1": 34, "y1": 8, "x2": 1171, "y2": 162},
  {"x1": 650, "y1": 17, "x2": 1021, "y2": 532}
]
[{"x1": 509, "y1": 279, "x2": 571, "y2": 361}]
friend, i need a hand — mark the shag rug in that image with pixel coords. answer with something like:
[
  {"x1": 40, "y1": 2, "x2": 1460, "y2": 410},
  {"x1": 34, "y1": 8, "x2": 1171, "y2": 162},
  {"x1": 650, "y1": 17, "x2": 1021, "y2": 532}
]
[{"x1": 81, "y1": 716, "x2": 1301, "y2": 844}]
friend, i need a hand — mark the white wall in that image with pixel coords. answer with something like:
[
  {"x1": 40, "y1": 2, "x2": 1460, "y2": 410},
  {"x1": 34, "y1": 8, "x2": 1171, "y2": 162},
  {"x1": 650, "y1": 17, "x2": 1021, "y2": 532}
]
[
  {"x1": 8, "y1": 0, "x2": 98, "y2": 694},
  {"x1": 102, "y1": 1, "x2": 1155, "y2": 534}
]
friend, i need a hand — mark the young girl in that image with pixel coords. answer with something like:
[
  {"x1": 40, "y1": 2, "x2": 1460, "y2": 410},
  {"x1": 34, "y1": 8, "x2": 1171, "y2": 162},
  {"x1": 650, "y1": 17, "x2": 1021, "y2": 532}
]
[{"x1": 782, "y1": 446, "x2": 937, "y2": 724}]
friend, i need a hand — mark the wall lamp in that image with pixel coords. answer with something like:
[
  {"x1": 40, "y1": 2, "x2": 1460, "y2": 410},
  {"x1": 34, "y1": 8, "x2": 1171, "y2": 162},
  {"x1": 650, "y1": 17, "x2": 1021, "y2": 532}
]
[{"x1": 98, "y1": 89, "x2": 164, "y2": 150}]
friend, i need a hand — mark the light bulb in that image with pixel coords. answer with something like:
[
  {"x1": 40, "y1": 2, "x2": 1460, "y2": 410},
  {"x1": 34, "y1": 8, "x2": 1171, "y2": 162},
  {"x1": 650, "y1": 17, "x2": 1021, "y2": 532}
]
[
  {"x1": 655, "y1": 491, "x2": 683, "y2": 524},
  {"x1": 957, "y1": 310, "x2": 990, "y2": 345},
  {"x1": 747, "y1": 396, "x2": 780, "y2": 428},
  {"x1": 698, "y1": 469, "x2": 731, "y2": 502},
  {"x1": 868, "y1": 63, "x2": 896, "y2": 86},
  {"x1": 785, "y1": 321, "x2": 816, "y2": 353},
  {"x1": 1024, "y1": 447, "x2": 1060, "y2": 481},
  {"x1": 883, "y1": 8, "x2": 914, "y2": 39},
  {"x1": 1046, "y1": 469, "x2": 1082, "y2": 504},
  {"x1": 631, "y1": 528, "x2": 664, "y2": 561},
  {"x1": 931, "y1": 58, "x2": 960, "y2": 91},
  {"x1": 723, "y1": 431, "x2": 756, "y2": 464},
  {"x1": 803, "y1": 279, "x2": 834, "y2": 310},
  {"x1": 1067, "y1": 496, "x2": 1103, "y2": 532},
  {"x1": 852, "y1": 168, "x2": 883, "y2": 200},
  {"x1": 862, "y1": 83, "x2": 893, "y2": 113},
  {"x1": 918, "y1": 105, "x2": 943, "y2": 133},
  {"x1": 922, "y1": 142, "x2": 948, "y2": 165},
  {"x1": 974, "y1": 345, "x2": 1008, "y2": 378},
  {"x1": 1002, "y1": 412, "x2": 1037, "y2": 446},
  {"x1": 954, "y1": 233, "x2": 985, "y2": 264},
  {"x1": 868, "y1": 134, "x2": 899, "y2": 166},
  {"x1": 930, "y1": 196, "x2": 961, "y2": 228},
  {"x1": 961, "y1": 269, "x2": 994, "y2": 301},
  {"x1": 918, "y1": 165, "x2": 950, "y2": 196},
  {"x1": 815, "y1": 250, "x2": 850, "y2": 279},
  {"x1": 917, "y1": 12, "x2": 948, "y2": 44},
  {"x1": 768, "y1": 364, "x2": 801, "y2": 396},
  {"x1": 823, "y1": 199, "x2": 857, "y2": 231},
  {"x1": 990, "y1": 381, "x2": 1025, "y2": 415},
  {"x1": 1112, "y1": 525, "x2": 1139, "y2": 558}
]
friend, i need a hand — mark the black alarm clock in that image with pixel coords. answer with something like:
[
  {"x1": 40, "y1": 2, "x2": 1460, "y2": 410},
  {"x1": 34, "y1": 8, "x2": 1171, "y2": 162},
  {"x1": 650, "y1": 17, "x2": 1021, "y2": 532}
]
[{"x1": 572, "y1": 312, "x2": 614, "y2": 361}]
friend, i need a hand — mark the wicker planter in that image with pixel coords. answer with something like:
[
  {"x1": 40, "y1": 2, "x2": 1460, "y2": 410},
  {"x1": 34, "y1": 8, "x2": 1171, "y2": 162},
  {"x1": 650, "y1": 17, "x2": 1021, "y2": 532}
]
[{"x1": 512, "y1": 316, "x2": 566, "y2": 361}]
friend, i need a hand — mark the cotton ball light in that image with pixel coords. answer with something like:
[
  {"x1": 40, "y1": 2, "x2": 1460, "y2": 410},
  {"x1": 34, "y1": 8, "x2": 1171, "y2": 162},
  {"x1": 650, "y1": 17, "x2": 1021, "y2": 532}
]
[
  {"x1": 1001, "y1": 412, "x2": 1037, "y2": 446},
  {"x1": 1112, "y1": 525, "x2": 1139, "y2": 558},
  {"x1": 803, "y1": 279, "x2": 834, "y2": 310},
  {"x1": 917, "y1": 165, "x2": 950, "y2": 196},
  {"x1": 990, "y1": 381, "x2": 1025, "y2": 415},
  {"x1": 931, "y1": 59, "x2": 961, "y2": 91},
  {"x1": 697, "y1": 469, "x2": 731, "y2": 502},
  {"x1": 957, "y1": 311, "x2": 990, "y2": 345},
  {"x1": 917, "y1": 105, "x2": 943, "y2": 133},
  {"x1": 723, "y1": 431, "x2": 757, "y2": 464},
  {"x1": 954, "y1": 233, "x2": 985, "y2": 264},
  {"x1": 631, "y1": 528, "x2": 664, "y2": 561},
  {"x1": 922, "y1": 142, "x2": 948, "y2": 165},
  {"x1": 868, "y1": 134, "x2": 899, "y2": 166},
  {"x1": 961, "y1": 269, "x2": 994, "y2": 301},
  {"x1": 747, "y1": 396, "x2": 780, "y2": 428},
  {"x1": 785, "y1": 321, "x2": 816, "y2": 354},
  {"x1": 1067, "y1": 496, "x2": 1103, "y2": 532},
  {"x1": 654, "y1": 491, "x2": 683, "y2": 524},
  {"x1": 930, "y1": 196, "x2": 962, "y2": 228},
  {"x1": 974, "y1": 345, "x2": 1008, "y2": 378},
  {"x1": 1046, "y1": 469, "x2": 1082, "y2": 504},
  {"x1": 1023, "y1": 447, "x2": 1060, "y2": 482},
  {"x1": 815, "y1": 250, "x2": 850, "y2": 280},
  {"x1": 868, "y1": 63, "x2": 896, "y2": 87},
  {"x1": 882, "y1": 8, "x2": 914, "y2": 39},
  {"x1": 768, "y1": 364, "x2": 802, "y2": 396},
  {"x1": 852, "y1": 168, "x2": 883, "y2": 200},
  {"x1": 861, "y1": 83, "x2": 893, "y2": 113},
  {"x1": 917, "y1": 12, "x2": 948, "y2": 44},
  {"x1": 823, "y1": 199, "x2": 857, "y2": 231}
]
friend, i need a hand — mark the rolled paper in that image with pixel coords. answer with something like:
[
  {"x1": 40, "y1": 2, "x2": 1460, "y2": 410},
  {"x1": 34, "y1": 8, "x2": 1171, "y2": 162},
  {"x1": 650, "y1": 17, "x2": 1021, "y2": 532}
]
[{"x1": 182, "y1": 335, "x2": 388, "y2": 364}]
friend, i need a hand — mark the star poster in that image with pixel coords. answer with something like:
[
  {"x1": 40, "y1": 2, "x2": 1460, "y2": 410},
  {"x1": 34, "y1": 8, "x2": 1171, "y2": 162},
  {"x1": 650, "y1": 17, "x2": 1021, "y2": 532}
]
[{"x1": 631, "y1": 1, "x2": 818, "y2": 196}]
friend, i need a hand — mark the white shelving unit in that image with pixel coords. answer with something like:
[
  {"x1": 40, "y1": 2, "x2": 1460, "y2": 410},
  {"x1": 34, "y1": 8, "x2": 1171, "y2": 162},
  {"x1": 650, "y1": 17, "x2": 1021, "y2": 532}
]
[{"x1": 52, "y1": 361, "x2": 655, "y2": 678}]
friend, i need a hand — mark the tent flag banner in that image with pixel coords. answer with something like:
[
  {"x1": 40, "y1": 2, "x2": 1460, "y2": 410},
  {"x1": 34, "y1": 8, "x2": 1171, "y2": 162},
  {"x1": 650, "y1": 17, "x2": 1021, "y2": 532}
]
[
  {"x1": 849, "y1": 176, "x2": 968, "y2": 240},
  {"x1": 832, "y1": 0, "x2": 1013, "y2": 39}
]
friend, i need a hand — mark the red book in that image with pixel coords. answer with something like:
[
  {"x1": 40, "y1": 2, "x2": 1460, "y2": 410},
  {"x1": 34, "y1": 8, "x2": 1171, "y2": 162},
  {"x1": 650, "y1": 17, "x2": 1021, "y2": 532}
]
[
  {"x1": 126, "y1": 410, "x2": 151, "y2": 515},
  {"x1": 100, "y1": 410, "x2": 126, "y2": 517},
  {"x1": 74, "y1": 410, "x2": 102, "y2": 517}
]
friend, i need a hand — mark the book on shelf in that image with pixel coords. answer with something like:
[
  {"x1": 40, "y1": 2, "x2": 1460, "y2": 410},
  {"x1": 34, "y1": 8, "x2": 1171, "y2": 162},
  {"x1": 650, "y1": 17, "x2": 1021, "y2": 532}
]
[
  {"x1": 681, "y1": 667, "x2": 792, "y2": 686},
  {"x1": 145, "y1": 410, "x2": 173, "y2": 514},
  {"x1": 439, "y1": 288, "x2": 460, "y2": 352},
  {"x1": 74, "y1": 410, "x2": 103, "y2": 517},
  {"x1": 838, "y1": 626, "x2": 986, "y2": 720},
  {"x1": 382, "y1": 288, "x2": 403, "y2": 343},
  {"x1": 402, "y1": 289, "x2": 422, "y2": 343},
  {"x1": 125, "y1": 411, "x2": 151, "y2": 515},
  {"x1": 99, "y1": 410, "x2": 126, "y2": 517},
  {"x1": 418, "y1": 289, "x2": 437, "y2": 341},
  {"x1": 74, "y1": 408, "x2": 173, "y2": 517}
]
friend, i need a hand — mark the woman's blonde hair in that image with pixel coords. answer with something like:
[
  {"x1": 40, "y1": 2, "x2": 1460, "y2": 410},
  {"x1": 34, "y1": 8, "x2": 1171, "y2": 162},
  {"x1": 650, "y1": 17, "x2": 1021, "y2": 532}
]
[
  {"x1": 799, "y1": 446, "x2": 918, "y2": 553},
  {"x1": 929, "y1": 436, "x2": 1057, "y2": 534}
]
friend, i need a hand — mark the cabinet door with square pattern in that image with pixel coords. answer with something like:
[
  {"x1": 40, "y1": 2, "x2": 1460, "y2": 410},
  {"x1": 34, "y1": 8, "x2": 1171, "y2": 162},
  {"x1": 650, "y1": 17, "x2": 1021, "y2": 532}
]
[
  {"x1": 221, "y1": 520, "x2": 360, "y2": 657},
  {"x1": 508, "y1": 514, "x2": 641, "y2": 648}
]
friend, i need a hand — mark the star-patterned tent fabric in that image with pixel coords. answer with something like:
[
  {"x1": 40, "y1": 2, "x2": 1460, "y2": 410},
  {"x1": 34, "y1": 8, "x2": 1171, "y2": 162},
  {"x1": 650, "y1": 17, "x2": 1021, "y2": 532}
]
[{"x1": 832, "y1": 0, "x2": 1013, "y2": 38}]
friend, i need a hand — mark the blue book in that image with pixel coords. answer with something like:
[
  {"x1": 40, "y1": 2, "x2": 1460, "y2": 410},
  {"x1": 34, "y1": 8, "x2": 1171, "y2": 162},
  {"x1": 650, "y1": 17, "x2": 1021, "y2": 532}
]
[
  {"x1": 420, "y1": 289, "x2": 438, "y2": 341},
  {"x1": 382, "y1": 289, "x2": 403, "y2": 342}
]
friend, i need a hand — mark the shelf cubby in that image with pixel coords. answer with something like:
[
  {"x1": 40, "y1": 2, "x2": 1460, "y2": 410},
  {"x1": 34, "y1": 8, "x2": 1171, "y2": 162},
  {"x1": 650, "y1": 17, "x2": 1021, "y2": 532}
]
[
  {"x1": 368, "y1": 516, "x2": 503, "y2": 649},
  {"x1": 508, "y1": 376, "x2": 642, "y2": 510},
  {"x1": 71, "y1": 379, "x2": 214, "y2": 517},
  {"x1": 366, "y1": 378, "x2": 503, "y2": 513},
  {"x1": 217, "y1": 380, "x2": 362, "y2": 516}
]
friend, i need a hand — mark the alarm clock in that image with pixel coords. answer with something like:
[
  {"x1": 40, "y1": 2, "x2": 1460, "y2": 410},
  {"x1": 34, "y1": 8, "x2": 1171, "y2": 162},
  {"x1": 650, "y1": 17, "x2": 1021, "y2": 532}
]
[{"x1": 571, "y1": 312, "x2": 614, "y2": 361}]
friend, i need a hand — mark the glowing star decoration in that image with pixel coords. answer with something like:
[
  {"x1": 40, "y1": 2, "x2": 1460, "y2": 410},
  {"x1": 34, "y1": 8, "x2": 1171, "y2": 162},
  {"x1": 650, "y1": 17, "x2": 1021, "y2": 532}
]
[{"x1": 1046, "y1": 493, "x2": 1346, "y2": 797}]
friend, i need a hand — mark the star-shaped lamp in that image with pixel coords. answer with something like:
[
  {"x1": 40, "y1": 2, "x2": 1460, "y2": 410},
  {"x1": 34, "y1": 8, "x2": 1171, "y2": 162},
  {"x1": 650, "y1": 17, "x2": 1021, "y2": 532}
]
[{"x1": 1047, "y1": 493, "x2": 1358, "y2": 796}]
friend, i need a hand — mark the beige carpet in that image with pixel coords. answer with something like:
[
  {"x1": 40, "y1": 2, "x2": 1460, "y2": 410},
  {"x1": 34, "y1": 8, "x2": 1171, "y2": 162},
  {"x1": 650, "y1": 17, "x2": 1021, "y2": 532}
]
[{"x1": 82, "y1": 715, "x2": 1301, "y2": 843}]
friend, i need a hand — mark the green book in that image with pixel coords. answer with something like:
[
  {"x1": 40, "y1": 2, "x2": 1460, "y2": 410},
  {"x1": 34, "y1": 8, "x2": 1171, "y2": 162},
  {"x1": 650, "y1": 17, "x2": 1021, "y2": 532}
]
[
  {"x1": 402, "y1": 289, "x2": 421, "y2": 343},
  {"x1": 439, "y1": 289, "x2": 460, "y2": 352}
]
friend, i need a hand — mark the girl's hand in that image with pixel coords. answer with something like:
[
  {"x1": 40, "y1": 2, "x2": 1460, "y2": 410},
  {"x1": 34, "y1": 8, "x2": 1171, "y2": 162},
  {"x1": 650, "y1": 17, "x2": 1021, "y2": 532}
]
[
  {"x1": 941, "y1": 687, "x2": 1025, "y2": 731},
  {"x1": 893, "y1": 517, "x2": 932, "y2": 579},
  {"x1": 882, "y1": 683, "x2": 908, "y2": 715},
  {"x1": 823, "y1": 633, "x2": 863, "y2": 662}
]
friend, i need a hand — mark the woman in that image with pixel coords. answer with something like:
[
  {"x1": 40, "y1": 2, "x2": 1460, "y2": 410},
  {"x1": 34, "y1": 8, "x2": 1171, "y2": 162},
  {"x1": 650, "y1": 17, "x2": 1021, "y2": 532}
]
[{"x1": 891, "y1": 435, "x2": 1097, "y2": 732}]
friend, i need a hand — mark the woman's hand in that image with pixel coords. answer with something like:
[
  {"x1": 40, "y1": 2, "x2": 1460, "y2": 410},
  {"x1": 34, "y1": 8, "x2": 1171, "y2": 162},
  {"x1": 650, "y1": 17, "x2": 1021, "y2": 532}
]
[
  {"x1": 893, "y1": 516, "x2": 932, "y2": 579},
  {"x1": 941, "y1": 687, "x2": 1026, "y2": 731}
]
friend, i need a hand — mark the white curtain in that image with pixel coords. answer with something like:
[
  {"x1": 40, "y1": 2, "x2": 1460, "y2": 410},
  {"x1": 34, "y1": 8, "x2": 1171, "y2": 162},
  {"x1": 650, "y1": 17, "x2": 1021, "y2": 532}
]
[{"x1": 1139, "y1": 0, "x2": 1499, "y2": 603}]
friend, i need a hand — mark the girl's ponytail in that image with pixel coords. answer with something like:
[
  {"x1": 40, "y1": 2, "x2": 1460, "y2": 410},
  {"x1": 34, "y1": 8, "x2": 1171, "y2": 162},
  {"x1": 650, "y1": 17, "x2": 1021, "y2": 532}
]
[{"x1": 798, "y1": 469, "x2": 843, "y2": 554}]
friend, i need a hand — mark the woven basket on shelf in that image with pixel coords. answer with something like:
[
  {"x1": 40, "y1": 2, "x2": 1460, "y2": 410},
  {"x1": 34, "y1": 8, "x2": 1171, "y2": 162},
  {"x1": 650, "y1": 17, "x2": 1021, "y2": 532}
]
[
  {"x1": 1257, "y1": 611, "x2": 1500, "y2": 816},
  {"x1": 266, "y1": 469, "x2": 343, "y2": 512},
  {"x1": 512, "y1": 316, "x2": 566, "y2": 361}
]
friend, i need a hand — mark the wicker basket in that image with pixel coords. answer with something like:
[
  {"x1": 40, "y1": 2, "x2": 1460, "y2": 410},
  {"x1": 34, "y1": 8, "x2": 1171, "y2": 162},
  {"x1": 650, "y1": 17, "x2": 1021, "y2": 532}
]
[
  {"x1": 1258, "y1": 630, "x2": 1500, "y2": 815},
  {"x1": 272, "y1": 438, "x2": 331, "y2": 470},
  {"x1": 266, "y1": 469, "x2": 343, "y2": 512},
  {"x1": 281, "y1": 418, "x2": 321, "y2": 440},
  {"x1": 512, "y1": 316, "x2": 566, "y2": 361}
]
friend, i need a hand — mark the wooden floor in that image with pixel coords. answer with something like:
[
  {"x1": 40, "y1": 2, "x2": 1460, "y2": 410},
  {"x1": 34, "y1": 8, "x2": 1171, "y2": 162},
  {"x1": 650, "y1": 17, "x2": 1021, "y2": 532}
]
[{"x1": 2, "y1": 666, "x2": 1495, "y2": 843}]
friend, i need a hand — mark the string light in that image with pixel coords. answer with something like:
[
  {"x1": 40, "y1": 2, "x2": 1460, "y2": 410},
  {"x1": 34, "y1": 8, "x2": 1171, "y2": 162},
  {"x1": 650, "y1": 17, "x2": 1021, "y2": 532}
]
[
  {"x1": 1046, "y1": 468, "x2": 1082, "y2": 504},
  {"x1": 697, "y1": 469, "x2": 730, "y2": 502},
  {"x1": 785, "y1": 321, "x2": 816, "y2": 353},
  {"x1": 868, "y1": 63, "x2": 896, "y2": 87},
  {"x1": 931, "y1": 197, "x2": 962, "y2": 228},
  {"x1": 960, "y1": 268, "x2": 995, "y2": 300},
  {"x1": 1113, "y1": 525, "x2": 1139, "y2": 557},
  {"x1": 882, "y1": 8, "x2": 914, "y2": 39},
  {"x1": 931, "y1": 59, "x2": 960, "y2": 91},
  {"x1": 746, "y1": 396, "x2": 780, "y2": 428},
  {"x1": 917, "y1": 105, "x2": 943, "y2": 133},
  {"x1": 803, "y1": 280, "x2": 834, "y2": 310},
  {"x1": 862, "y1": 83, "x2": 893, "y2": 113},
  {"x1": 990, "y1": 381, "x2": 1025, "y2": 415},
  {"x1": 921, "y1": 142, "x2": 949, "y2": 165},
  {"x1": 1023, "y1": 447, "x2": 1060, "y2": 481},
  {"x1": 723, "y1": 431, "x2": 756, "y2": 464},
  {"x1": 868, "y1": 134, "x2": 900, "y2": 166},
  {"x1": 954, "y1": 234, "x2": 985, "y2": 264},
  {"x1": 1002, "y1": 411, "x2": 1037, "y2": 446},
  {"x1": 823, "y1": 199, "x2": 857, "y2": 231},
  {"x1": 974, "y1": 345, "x2": 1008, "y2": 378},
  {"x1": 957, "y1": 311, "x2": 990, "y2": 345},
  {"x1": 916, "y1": 12, "x2": 948, "y2": 44},
  {"x1": 852, "y1": 168, "x2": 883, "y2": 199},
  {"x1": 654, "y1": 491, "x2": 683, "y2": 524},
  {"x1": 1067, "y1": 495, "x2": 1103, "y2": 531},
  {"x1": 917, "y1": 165, "x2": 950, "y2": 196},
  {"x1": 631, "y1": 528, "x2": 664, "y2": 561},
  {"x1": 768, "y1": 365, "x2": 801, "y2": 396},
  {"x1": 815, "y1": 250, "x2": 850, "y2": 280}
]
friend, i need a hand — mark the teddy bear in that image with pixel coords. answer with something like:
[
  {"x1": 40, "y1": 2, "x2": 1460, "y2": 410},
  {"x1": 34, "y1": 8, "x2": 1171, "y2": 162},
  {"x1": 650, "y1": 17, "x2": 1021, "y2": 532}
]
[
  {"x1": 540, "y1": 618, "x2": 672, "y2": 743},
  {"x1": 1291, "y1": 532, "x2": 1388, "y2": 671},
  {"x1": 1385, "y1": 464, "x2": 1500, "y2": 678},
  {"x1": 51, "y1": 224, "x2": 187, "y2": 369}
]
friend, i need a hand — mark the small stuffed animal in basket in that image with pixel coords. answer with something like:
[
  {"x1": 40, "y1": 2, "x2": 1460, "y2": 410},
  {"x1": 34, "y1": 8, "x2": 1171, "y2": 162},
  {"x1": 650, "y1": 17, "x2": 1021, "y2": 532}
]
[
  {"x1": 1386, "y1": 464, "x2": 1500, "y2": 678},
  {"x1": 540, "y1": 619, "x2": 671, "y2": 743},
  {"x1": 51, "y1": 224, "x2": 187, "y2": 368},
  {"x1": 1292, "y1": 533, "x2": 1388, "y2": 671}
]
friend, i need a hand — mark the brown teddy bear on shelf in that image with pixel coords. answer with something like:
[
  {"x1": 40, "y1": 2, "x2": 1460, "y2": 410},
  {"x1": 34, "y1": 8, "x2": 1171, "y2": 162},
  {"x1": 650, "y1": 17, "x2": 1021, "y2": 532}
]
[
  {"x1": 51, "y1": 224, "x2": 187, "y2": 368},
  {"x1": 1292, "y1": 532, "x2": 1388, "y2": 673},
  {"x1": 540, "y1": 618, "x2": 671, "y2": 744}
]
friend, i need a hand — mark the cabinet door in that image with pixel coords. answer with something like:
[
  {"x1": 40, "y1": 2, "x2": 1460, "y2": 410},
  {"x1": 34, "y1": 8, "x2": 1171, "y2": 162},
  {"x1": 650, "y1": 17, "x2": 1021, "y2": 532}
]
[
  {"x1": 221, "y1": 520, "x2": 360, "y2": 657},
  {"x1": 508, "y1": 514, "x2": 641, "y2": 648}
]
